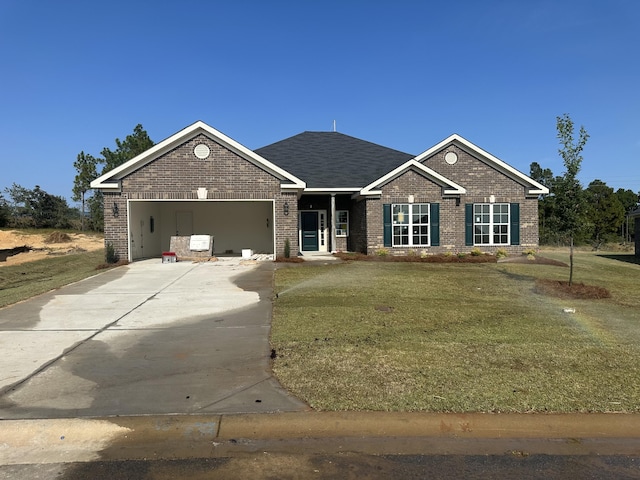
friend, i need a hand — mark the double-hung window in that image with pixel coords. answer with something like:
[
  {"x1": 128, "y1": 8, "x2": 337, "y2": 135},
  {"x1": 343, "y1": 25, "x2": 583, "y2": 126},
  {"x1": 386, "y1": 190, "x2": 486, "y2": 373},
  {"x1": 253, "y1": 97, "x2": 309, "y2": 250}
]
[
  {"x1": 335, "y1": 210, "x2": 349, "y2": 237},
  {"x1": 392, "y1": 203, "x2": 429, "y2": 247},
  {"x1": 473, "y1": 203, "x2": 509, "y2": 245}
]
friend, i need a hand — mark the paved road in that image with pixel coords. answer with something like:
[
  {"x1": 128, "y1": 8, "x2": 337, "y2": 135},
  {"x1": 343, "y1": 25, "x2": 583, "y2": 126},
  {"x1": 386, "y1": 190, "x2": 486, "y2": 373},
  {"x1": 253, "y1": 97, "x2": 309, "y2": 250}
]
[{"x1": 0, "y1": 258, "x2": 307, "y2": 418}]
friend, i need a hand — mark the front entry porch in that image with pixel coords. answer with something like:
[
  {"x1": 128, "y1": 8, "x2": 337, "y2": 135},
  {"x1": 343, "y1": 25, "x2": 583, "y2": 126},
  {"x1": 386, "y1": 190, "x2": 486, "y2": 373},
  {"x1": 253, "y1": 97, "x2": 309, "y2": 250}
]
[
  {"x1": 299, "y1": 210, "x2": 328, "y2": 252},
  {"x1": 297, "y1": 193, "x2": 354, "y2": 254}
]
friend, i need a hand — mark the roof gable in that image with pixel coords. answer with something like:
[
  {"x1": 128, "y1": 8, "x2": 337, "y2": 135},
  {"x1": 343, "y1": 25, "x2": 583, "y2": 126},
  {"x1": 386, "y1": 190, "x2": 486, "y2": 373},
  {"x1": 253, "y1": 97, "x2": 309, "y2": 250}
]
[
  {"x1": 361, "y1": 160, "x2": 466, "y2": 196},
  {"x1": 415, "y1": 134, "x2": 549, "y2": 196},
  {"x1": 91, "y1": 121, "x2": 305, "y2": 190},
  {"x1": 255, "y1": 131, "x2": 414, "y2": 189}
]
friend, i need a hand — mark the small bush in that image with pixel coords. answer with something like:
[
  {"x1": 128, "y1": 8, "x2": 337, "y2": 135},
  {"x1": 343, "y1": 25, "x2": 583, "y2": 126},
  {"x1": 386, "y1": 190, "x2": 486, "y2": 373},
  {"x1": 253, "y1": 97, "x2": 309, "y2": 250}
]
[
  {"x1": 496, "y1": 248, "x2": 508, "y2": 259},
  {"x1": 470, "y1": 247, "x2": 483, "y2": 256},
  {"x1": 376, "y1": 248, "x2": 389, "y2": 257},
  {"x1": 105, "y1": 242, "x2": 119, "y2": 264}
]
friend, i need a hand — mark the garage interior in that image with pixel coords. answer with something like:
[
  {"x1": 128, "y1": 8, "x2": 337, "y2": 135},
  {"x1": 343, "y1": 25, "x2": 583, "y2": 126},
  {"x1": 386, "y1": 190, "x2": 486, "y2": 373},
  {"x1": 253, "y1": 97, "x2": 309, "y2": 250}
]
[{"x1": 127, "y1": 200, "x2": 274, "y2": 261}]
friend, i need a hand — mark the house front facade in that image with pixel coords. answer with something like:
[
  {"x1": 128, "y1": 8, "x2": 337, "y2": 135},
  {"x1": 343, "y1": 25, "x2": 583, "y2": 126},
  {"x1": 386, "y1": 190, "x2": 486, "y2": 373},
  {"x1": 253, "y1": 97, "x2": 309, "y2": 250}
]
[
  {"x1": 91, "y1": 121, "x2": 548, "y2": 261},
  {"x1": 631, "y1": 207, "x2": 640, "y2": 257}
]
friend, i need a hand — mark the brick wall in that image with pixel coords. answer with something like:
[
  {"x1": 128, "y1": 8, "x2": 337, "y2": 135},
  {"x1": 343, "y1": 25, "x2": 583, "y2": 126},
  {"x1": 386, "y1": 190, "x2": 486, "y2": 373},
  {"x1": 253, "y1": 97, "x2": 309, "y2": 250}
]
[
  {"x1": 103, "y1": 134, "x2": 300, "y2": 260},
  {"x1": 350, "y1": 198, "x2": 368, "y2": 253},
  {"x1": 364, "y1": 145, "x2": 540, "y2": 255}
]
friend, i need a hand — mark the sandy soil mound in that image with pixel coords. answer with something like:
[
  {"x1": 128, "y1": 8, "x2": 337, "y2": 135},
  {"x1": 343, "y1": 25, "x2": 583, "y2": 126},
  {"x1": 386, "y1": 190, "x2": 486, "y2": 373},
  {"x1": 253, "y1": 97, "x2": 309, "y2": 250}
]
[{"x1": 0, "y1": 230, "x2": 104, "y2": 266}]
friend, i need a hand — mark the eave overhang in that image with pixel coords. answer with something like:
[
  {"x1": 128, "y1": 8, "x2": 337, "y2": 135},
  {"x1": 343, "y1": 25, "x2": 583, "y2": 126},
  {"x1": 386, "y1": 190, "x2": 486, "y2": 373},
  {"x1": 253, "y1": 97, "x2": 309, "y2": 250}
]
[
  {"x1": 414, "y1": 134, "x2": 549, "y2": 196},
  {"x1": 90, "y1": 121, "x2": 306, "y2": 191},
  {"x1": 358, "y1": 160, "x2": 466, "y2": 198}
]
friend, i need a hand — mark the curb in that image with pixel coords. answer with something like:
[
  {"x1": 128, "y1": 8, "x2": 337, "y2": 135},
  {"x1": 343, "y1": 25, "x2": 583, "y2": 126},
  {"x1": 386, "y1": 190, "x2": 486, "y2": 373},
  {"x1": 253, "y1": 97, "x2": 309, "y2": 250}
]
[{"x1": 2, "y1": 412, "x2": 640, "y2": 465}]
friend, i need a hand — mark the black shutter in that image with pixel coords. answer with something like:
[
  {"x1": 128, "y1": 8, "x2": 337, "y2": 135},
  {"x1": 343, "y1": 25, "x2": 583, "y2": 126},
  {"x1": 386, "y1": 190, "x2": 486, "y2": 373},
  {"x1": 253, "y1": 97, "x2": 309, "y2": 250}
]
[
  {"x1": 465, "y1": 204, "x2": 473, "y2": 246},
  {"x1": 383, "y1": 204, "x2": 392, "y2": 247},
  {"x1": 430, "y1": 203, "x2": 440, "y2": 246},
  {"x1": 510, "y1": 203, "x2": 520, "y2": 245}
]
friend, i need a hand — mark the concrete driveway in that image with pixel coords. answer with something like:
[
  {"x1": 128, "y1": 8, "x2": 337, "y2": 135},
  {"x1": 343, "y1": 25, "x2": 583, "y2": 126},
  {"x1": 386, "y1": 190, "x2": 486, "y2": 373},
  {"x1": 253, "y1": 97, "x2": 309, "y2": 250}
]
[{"x1": 0, "y1": 258, "x2": 307, "y2": 419}]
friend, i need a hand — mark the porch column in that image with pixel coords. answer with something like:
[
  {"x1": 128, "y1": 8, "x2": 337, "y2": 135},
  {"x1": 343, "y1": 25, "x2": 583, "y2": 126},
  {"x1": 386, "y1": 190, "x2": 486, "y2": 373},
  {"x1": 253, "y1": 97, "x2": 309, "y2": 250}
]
[{"x1": 330, "y1": 194, "x2": 337, "y2": 253}]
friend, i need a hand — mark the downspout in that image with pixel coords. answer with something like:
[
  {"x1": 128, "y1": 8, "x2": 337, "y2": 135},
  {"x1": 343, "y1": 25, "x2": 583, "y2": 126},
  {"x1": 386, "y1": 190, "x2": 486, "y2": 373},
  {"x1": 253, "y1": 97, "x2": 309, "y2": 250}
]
[{"x1": 330, "y1": 194, "x2": 337, "y2": 253}]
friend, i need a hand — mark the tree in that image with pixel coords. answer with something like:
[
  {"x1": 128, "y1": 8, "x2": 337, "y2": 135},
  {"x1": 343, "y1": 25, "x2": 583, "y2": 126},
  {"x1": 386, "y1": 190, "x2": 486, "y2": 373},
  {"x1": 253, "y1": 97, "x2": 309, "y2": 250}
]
[
  {"x1": 72, "y1": 151, "x2": 98, "y2": 231},
  {"x1": 4, "y1": 183, "x2": 34, "y2": 227},
  {"x1": 3, "y1": 183, "x2": 73, "y2": 228},
  {"x1": 529, "y1": 162, "x2": 554, "y2": 190},
  {"x1": 554, "y1": 113, "x2": 589, "y2": 285},
  {"x1": 615, "y1": 188, "x2": 640, "y2": 243},
  {"x1": 87, "y1": 191, "x2": 104, "y2": 232},
  {"x1": 0, "y1": 193, "x2": 9, "y2": 227},
  {"x1": 100, "y1": 124, "x2": 154, "y2": 173},
  {"x1": 585, "y1": 180, "x2": 624, "y2": 249},
  {"x1": 530, "y1": 162, "x2": 562, "y2": 245},
  {"x1": 86, "y1": 124, "x2": 155, "y2": 231}
]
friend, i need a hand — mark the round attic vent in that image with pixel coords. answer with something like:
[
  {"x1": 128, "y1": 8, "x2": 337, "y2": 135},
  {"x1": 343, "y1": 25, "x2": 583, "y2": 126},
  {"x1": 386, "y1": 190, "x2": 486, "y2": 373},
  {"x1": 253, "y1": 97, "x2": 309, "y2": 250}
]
[
  {"x1": 445, "y1": 151, "x2": 458, "y2": 165},
  {"x1": 194, "y1": 143, "x2": 211, "y2": 159}
]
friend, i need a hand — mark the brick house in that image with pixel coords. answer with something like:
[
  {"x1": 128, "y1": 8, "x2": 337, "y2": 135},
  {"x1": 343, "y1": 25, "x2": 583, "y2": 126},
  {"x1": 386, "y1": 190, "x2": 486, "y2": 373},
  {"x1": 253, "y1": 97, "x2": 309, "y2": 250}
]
[
  {"x1": 91, "y1": 121, "x2": 548, "y2": 261},
  {"x1": 631, "y1": 207, "x2": 640, "y2": 257}
]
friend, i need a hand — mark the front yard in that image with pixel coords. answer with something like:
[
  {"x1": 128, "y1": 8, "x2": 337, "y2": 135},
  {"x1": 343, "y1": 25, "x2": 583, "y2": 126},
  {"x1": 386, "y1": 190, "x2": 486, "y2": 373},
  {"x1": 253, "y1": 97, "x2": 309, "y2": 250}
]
[{"x1": 271, "y1": 250, "x2": 640, "y2": 412}]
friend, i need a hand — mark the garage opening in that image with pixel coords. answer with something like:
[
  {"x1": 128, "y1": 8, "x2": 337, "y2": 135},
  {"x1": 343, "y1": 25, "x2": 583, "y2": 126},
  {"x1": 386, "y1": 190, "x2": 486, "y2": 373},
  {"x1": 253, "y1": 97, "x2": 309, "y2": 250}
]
[{"x1": 127, "y1": 200, "x2": 274, "y2": 261}]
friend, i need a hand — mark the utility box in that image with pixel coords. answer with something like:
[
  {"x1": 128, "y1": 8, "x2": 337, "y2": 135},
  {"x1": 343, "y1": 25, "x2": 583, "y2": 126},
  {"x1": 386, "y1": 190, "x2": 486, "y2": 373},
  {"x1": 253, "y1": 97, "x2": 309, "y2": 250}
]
[{"x1": 162, "y1": 252, "x2": 177, "y2": 263}]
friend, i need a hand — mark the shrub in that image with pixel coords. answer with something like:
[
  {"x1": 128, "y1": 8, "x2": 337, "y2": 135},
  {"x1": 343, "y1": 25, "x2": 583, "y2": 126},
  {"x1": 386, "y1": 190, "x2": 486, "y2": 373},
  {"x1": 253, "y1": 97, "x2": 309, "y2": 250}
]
[
  {"x1": 496, "y1": 248, "x2": 508, "y2": 259},
  {"x1": 284, "y1": 238, "x2": 291, "y2": 259},
  {"x1": 376, "y1": 248, "x2": 389, "y2": 257},
  {"x1": 470, "y1": 247, "x2": 483, "y2": 256},
  {"x1": 105, "y1": 242, "x2": 119, "y2": 264}
]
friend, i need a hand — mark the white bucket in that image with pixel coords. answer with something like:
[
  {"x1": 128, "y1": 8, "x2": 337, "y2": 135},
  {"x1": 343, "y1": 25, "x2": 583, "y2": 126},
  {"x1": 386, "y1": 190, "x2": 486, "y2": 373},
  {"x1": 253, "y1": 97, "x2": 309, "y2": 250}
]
[{"x1": 241, "y1": 249, "x2": 253, "y2": 259}]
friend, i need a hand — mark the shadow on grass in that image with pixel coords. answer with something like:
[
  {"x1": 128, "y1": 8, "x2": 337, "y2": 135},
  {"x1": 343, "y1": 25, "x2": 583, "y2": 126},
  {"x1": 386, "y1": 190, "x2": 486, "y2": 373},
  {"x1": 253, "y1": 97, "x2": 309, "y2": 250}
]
[{"x1": 596, "y1": 254, "x2": 640, "y2": 266}]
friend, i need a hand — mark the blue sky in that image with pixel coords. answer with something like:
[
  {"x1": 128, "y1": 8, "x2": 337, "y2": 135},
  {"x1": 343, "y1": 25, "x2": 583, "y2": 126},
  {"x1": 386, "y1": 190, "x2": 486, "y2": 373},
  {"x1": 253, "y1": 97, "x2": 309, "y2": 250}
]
[{"x1": 1, "y1": 0, "x2": 639, "y2": 205}]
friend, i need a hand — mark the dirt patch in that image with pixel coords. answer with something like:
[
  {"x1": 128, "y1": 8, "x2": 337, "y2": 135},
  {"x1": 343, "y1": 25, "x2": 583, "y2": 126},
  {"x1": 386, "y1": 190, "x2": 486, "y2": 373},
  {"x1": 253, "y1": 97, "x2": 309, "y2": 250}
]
[
  {"x1": 44, "y1": 231, "x2": 72, "y2": 244},
  {"x1": 0, "y1": 229, "x2": 104, "y2": 266},
  {"x1": 534, "y1": 279, "x2": 611, "y2": 300},
  {"x1": 275, "y1": 256, "x2": 306, "y2": 263}
]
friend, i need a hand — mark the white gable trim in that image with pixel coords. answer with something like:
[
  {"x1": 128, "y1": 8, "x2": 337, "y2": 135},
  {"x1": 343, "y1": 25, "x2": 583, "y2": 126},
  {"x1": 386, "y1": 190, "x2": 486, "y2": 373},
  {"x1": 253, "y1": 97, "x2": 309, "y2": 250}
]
[
  {"x1": 90, "y1": 121, "x2": 306, "y2": 190},
  {"x1": 360, "y1": 160, "x2": 466, "y2": 196},
  {"x1": 414, "y1": 134, "x2": 549, "y2": 196}
]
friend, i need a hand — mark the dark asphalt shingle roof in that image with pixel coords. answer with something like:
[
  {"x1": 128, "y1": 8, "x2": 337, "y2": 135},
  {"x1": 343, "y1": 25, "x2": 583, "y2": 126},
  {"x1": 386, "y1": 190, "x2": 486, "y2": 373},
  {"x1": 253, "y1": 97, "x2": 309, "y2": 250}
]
[{"x1": 255, "y1": 132, "x2": 415, "y2": 188}]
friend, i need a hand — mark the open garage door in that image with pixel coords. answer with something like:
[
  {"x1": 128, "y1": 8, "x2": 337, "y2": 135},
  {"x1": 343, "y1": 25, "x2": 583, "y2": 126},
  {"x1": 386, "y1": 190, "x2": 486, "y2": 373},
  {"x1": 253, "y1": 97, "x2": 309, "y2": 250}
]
[{"x1": 127, "y1": 200, "x2": 274, "y2": 261}]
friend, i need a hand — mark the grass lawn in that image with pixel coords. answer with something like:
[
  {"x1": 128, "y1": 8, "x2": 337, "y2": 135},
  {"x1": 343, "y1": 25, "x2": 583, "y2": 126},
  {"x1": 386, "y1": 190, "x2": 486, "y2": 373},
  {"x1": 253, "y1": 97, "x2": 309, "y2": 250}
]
[
  {"x1": 271, "y1": 250, "x2": 640, "y2": 413},
  {"x1": 0, "y1": 249, "x2": 106, "y2": 308}
]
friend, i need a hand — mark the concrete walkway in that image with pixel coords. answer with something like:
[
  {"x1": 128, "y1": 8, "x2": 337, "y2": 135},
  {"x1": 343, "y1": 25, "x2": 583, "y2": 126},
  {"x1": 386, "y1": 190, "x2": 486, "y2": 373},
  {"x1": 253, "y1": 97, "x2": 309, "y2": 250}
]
[{"x1": 0, "y1": 258, "x2": 307, "y2": 419}]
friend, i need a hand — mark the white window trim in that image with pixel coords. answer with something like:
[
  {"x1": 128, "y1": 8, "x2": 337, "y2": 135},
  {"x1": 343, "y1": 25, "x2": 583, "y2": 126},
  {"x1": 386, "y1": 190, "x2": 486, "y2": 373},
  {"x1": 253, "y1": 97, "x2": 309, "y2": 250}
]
[
  {"x1": 335, "y1": 210, "x2": 349, "y2": 237},
  {"x1": 392, "y1": 203, "x2": 430, "y2": 247},
  {"x1": 473, "y1": 203, "x2": 510, "y2": 246}
]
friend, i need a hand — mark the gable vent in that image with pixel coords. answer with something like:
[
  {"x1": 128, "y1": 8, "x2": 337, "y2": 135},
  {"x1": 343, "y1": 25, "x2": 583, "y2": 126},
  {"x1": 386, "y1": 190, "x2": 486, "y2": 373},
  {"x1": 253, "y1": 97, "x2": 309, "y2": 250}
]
[{"x1": 194, "y1": 143, "x2": 211, "y2": 159}]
